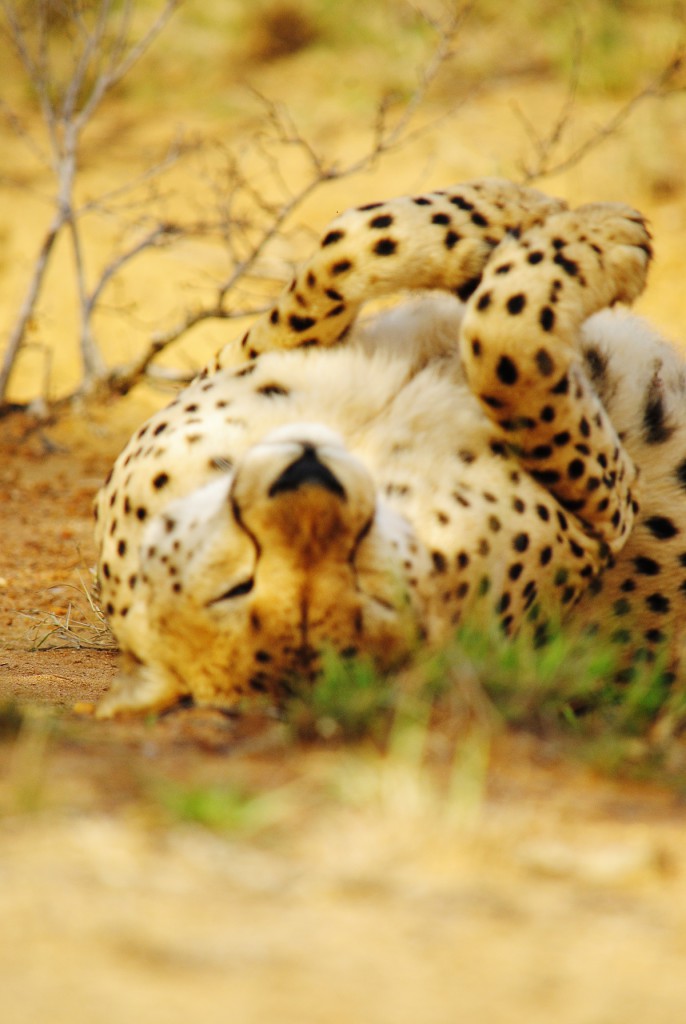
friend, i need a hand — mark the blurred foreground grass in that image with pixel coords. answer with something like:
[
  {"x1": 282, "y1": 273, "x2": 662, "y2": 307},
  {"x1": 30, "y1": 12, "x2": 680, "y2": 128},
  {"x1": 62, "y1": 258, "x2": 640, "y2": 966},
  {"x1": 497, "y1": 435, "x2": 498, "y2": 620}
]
[{"x1": 2, "y1": 618, "x2": 685, "y2": 835}]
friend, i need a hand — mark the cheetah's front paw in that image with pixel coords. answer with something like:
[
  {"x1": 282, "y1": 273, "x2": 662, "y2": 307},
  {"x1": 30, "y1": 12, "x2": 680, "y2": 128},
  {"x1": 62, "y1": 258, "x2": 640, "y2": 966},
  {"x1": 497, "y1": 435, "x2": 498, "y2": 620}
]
[{"x1": 572, "y1": 202, "x2": 652, "y2": 306}]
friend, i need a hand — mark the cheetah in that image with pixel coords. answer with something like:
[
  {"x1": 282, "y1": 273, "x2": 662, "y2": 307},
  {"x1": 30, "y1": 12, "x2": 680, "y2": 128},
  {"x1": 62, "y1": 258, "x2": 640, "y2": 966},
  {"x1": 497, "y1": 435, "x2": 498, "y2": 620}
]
[{"x1": 94, "y1": 177, "x2": 686, "y2": 718}]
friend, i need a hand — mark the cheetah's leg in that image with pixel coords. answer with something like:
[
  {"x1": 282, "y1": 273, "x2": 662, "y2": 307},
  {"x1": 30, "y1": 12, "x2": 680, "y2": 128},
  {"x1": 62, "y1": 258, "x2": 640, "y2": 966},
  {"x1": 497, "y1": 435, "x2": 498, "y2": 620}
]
[
  {"x1": 460, "y1": 203, "x2": 652, "y2": 557},
  {"x1": 208, "y1": 178, "x2": 567, "y2": 371}
]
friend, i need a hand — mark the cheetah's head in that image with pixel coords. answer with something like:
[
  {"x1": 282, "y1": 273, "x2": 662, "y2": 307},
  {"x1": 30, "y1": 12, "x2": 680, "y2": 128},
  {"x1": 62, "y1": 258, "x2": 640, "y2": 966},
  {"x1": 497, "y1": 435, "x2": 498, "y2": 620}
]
[{"x1": 117, "y1": 424, "x2": 429, "y2": 711}]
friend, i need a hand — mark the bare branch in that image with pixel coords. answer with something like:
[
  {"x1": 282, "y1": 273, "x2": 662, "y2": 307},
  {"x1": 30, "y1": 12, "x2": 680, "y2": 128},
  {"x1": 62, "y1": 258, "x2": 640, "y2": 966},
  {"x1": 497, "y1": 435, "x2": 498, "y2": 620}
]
[
  {"x1": 100, "y1": 5, "x2": 479, "y2": 390},
  {"x1": 517, "y1": 47, "x2": 686, "y2": 184},
  {"x1": 0, "y1": 0, "x2": 184, "y2": 410},
  {"x1": 0, "y1": 208, "x2": 66, "y2": 404},
  {"x1": 0, "y1": 100, "x2": 52, "y2": 171},
  {"x1": 72, "y1": 0, "x2": 183, "y2": 136},
  {"x1": 88, "y1": 224, "x2": 183, "y2": 317}
]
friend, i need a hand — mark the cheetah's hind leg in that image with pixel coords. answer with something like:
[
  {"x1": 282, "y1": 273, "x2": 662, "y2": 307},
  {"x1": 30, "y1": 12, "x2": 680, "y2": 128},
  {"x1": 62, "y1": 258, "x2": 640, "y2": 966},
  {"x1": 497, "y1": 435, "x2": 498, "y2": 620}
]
[
  {"x1": 208, "y1": 178, "x2": 567, "y2": 372},
  {"x1": 460, "y1": 201, "x2": 652, "y2": 557}
]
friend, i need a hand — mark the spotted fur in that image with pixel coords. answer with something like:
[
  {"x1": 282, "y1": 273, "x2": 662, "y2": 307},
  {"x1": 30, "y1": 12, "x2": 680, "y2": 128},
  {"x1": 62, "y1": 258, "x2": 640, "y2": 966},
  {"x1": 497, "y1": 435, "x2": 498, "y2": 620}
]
[{"x1": 94, "y1": 178, "x2": 685, "y2": 717}]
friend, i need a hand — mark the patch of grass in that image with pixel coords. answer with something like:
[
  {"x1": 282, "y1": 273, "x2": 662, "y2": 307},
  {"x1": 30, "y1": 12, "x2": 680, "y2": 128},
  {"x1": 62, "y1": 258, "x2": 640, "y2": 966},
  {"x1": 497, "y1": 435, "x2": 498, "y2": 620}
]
[
  {"x1": 283, "y1": 650, "x2": 397, "y2": 742},
  {"x1": 279, "y1": 624, "x2": 686, "y2": 783},
  {"x1": 152, "y1": 780, "x2": 286, "y2": 834},
  {"x1": 24, "y1": 577, "x2": 116, "y2": 652}
]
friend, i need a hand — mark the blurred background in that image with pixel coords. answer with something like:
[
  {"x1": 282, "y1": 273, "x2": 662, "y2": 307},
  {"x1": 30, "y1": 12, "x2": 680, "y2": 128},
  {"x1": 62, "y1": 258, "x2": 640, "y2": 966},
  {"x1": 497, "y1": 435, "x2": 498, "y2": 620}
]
[{"x1": 2, "y1": 0, "x2": 686, "y2": 412}]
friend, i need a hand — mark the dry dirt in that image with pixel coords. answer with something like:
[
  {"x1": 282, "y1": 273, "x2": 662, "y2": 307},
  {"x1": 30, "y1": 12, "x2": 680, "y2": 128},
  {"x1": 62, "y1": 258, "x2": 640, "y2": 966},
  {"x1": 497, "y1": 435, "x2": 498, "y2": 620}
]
[{"x1": 3, "y1": 385, "x2": 686, "y2": 1024}]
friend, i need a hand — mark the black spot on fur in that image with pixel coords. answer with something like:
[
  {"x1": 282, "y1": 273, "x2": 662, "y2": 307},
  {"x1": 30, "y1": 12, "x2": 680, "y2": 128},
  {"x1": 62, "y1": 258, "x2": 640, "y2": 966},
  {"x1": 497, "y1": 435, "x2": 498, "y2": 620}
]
[
  {"x1": 506, "y1": 294, "x2": 526, "y2": 315},
  {"x1": 236, "y1": 364, "x2": 257, "y2": 378},
  {"x1": 539, "y1": 307, "x2": 555, "y2": 332},
  {"x1": 551, "y1": 374, "x2": 569, "y2": 395},
  {"x1": 456, "y1": 277, "x2": 481, "y2": 301},
  {"x1": 369, "y1": 214, "x2": 394, "y2": 229},
  {"x1": 331, "y1": 259, "x2": 352, "y2": 275},
  {"x1": 289, "y1": 314, "x2": 316, "y2": 333},
  {"x1": 481, "y1": 394, "x2": 504, "y2": 409},
  {"x1": 531, "y1": 468, "x2": 561, "y2": 486},
  {"x1": 584, "y1": 345, "x2": 608, "y2": 385},
  {"x1": 528, "y1": 251, "x2": 544, "y2": 265},
  {"x1": 431, "y1": 212, "x2": 451, "y2": 225},
  {"x1": 450, "y1": 195, "x2": 474, "y2": 211},
  {"x1": 444, "y1": 230, "x2": 460, "y2": 250},
  {"x1": 153, "y1": 472, "x2": 169, "y2": 490},
  {"x1": 553, "y1": 252, "x2": 579, "y2": 277},
  {"x1": 613, "y1": 598, "x2": 631, "y2": 616},
  {"x1": 432, "y1": 550, "x2": 447, "y2": 573},
  {"x1": 258, "y1": 383, "x2": 290, "y2": 397},
  {"x1": 535, "y1": 348, "x2": 555, "y2": 375},
  {"x1": 646, "y1": 593, "x2": 670, "y2": 614},
  {"x1": 644, "y1": 515, "x2": 678, "y2": 540},
  {"x1": 322, "y1": 229, "x2": 345, "y2": 247},
  {"x1": 643, "y1": 390, "x2": 674, "y2": 445},
  {"x1": 496, "y1": 355, "x2": 518, "y2": 385},
  {"x1": 477, "y1": 292, "x2": 492, "y2": 311},
  {"x1": 373, "y1": 238, "x2": 397, "y2": 256},
  {"x1": 634, "y1": 555, "x2": 661, "y2": 575}
]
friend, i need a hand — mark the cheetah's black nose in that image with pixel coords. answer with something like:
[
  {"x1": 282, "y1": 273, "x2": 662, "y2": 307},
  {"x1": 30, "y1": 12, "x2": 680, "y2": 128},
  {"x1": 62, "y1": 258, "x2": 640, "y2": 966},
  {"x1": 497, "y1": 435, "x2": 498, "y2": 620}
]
[{"x1": 268, "y1": 445, "x2": 346, "y2": 500}]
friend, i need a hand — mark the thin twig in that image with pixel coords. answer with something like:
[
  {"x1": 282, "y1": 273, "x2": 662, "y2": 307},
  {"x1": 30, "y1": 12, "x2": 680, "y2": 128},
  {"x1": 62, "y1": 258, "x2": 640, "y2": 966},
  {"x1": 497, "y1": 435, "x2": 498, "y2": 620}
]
[{"x1": 518, "y1": 48, "x2": 685, "y2": 184}]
